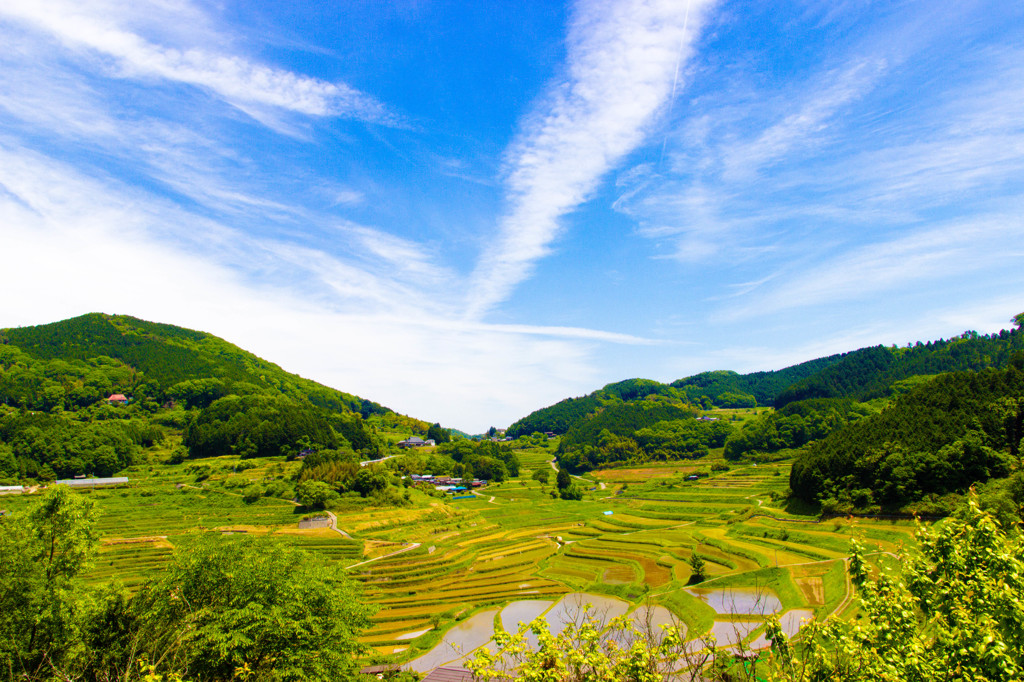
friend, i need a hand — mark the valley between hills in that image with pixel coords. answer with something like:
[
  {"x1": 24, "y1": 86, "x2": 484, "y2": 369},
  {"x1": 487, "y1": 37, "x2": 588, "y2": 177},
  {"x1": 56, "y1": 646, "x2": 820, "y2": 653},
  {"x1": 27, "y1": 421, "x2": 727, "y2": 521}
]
[{"x1": 2, "y1": 312, "x2": 1023, "y2": 681}]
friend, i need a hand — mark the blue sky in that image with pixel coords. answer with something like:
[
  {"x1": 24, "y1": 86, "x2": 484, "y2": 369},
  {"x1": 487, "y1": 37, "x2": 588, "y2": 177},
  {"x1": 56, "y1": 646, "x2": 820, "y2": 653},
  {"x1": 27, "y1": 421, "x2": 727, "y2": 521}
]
[{"x1": 2, "y1": 0, "x2": 1023, "y2": 432}]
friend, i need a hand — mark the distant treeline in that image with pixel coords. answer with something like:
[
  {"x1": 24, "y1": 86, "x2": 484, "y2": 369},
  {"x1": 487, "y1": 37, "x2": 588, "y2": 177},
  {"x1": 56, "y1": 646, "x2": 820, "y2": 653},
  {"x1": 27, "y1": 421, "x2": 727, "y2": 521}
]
[
  {"x1": 506, "y1": 323, "x2": 1024, "y2": 440},
  {"x1": 553, "y1": 397, "x2": 731, "y2": 473}
]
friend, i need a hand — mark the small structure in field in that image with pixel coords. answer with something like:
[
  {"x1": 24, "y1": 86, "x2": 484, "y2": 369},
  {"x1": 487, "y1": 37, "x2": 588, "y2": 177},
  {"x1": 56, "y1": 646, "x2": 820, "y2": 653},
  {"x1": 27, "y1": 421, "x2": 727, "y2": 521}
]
[
  {"x1": 397, "y1": 436, "x2": 436, "y2": 448},
  {"x1": 55, "y1": 477, "x2": 129, "y2": 488}
]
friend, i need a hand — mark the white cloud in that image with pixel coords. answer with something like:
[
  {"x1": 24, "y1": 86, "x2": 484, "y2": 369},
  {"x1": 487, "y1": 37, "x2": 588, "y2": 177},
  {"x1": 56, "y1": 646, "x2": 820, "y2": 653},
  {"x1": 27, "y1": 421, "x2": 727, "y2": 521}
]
[
  {"x1": 719, "y1": 213, "x2": 1024, "y2": 321},
  {"x1": 0, "y1": 0, "x2": 395, "y2": 125},
  {"x1": 466, "y1": 0, "x2": 716, "y2": 317},
  {"x1": 0, "y1": 140, "x2": 650, "y2": 431}
]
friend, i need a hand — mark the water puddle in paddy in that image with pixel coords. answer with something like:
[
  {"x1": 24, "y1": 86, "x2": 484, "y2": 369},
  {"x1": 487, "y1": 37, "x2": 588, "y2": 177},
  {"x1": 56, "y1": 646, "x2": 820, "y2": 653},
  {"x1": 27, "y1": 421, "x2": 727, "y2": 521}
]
[
  {"x1": 403, "y1": 608, "x2": 499, "y2": 673},
  {"x1": 396, "y1": 628, "x2": 432, "y2": 641},
  {"x1": 686, "y1": 586, "x2": 782, "y2": 615},
  {"x1": 747, "y1": 609, "x2": 814, "y2": 649},
  {"x1": 706, "y1": 620, "x2": 763, "y2": 647},
  {"x1": 500, "y1": 600, "x2": 554, "y2": 634},
  {"x1": 541, "y1": 592, "x2": 630, "y2": 635},
  {"x1": 405, "y1": 595, "x2": 625, "y2": 674},
  {"x1": 604, "y1": 604, "x2": 687, "y2": 648}
]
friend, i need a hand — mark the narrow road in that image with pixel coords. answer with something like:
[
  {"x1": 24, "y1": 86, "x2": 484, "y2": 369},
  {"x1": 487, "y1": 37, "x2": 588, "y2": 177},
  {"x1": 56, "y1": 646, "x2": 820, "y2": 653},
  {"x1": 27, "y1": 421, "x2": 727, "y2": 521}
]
[
  {"x1": 470, "y1": 490, "x2": 498, "y2": 504},
  {"x1": 325, "y1": 511, "x2": 353, "y2": 539},
  {"x1": 344, "y1": 542, "x2": 421, "y2": 570},
  {"x1": 360, "y1": 454, "x2": 400, "y2": 466}
]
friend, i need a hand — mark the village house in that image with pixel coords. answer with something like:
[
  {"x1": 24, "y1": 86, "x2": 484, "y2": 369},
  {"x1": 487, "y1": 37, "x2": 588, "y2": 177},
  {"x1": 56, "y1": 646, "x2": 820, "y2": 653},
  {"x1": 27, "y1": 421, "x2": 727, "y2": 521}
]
[{"x1": 397, "y1": 436, "x2": 436, "y2": 448}]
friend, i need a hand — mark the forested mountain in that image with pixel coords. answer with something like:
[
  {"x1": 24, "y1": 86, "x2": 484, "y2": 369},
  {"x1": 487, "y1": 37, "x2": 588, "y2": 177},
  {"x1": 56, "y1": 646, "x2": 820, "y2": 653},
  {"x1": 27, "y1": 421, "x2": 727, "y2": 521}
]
[
  {"x1": 790, "y1": 362, "x2": 1024, "y2": 512},
  {"x1": 774, "y1": 327, "x2": 1024, "y2": 407},
  {"x1": 507, "y1": 320, "x2": 1024, "y2": 437},
  {"x1": 1, "y1": 313, "x2": 389, "y2": 418},
  {"x1": 0, "y1": 313, "x2": 397, "y2": 481},
  {"x1": 505, "y1": 355, "x2": 854, "y2": 439},
  {"x1": 555, "y1": 396, "x2": 733, "y2": 473}
]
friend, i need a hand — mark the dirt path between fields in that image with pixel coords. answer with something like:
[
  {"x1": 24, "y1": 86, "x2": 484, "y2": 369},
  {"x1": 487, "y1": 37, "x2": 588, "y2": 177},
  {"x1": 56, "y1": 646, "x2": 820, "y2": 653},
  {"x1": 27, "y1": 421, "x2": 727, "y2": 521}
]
[{"x1": 344, "y1": 542, "x2": 422, "y2": 570}]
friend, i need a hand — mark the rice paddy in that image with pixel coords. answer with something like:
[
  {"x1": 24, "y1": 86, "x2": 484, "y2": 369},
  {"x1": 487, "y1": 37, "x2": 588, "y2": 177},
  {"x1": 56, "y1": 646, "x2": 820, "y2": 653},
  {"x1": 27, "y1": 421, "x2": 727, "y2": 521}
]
[{"x1": 3, "y1": 430, "x2": 919, "y2": 674}]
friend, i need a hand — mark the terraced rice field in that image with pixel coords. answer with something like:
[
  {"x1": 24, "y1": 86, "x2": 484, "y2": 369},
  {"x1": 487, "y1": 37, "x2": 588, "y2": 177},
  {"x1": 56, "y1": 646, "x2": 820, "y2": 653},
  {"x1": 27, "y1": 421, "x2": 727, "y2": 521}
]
[{"x1": 5, "y1": 442, "x2": 919, "y2": 674}]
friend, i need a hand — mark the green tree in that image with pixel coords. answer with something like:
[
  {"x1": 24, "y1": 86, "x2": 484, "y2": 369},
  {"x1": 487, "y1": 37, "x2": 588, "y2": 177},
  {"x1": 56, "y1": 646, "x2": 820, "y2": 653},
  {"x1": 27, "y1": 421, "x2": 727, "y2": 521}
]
[
  {"x1": 294, "y1": 479, "x2": 338, "y2": 509},
  {"x1": 0, "y1": 485, "x2": 98, "y2": 678},
  {"x1": 351, "y1": 466, "x2": 390, "y2": 497},
  {"x1": 532, "y1": 468, "x2": 550, "y2": 485},
  {"x1": 556, "y1": 467, "x2": 571, "y2": 491},
  {"x1": 131, "y1": 534, "x2": 374, "y2": 681},
  {"x1": 560, "y1": 483, "x2": 583, "y2": 501},
  {"x1": 767, "y1": 499, "x2": 1024, "y2": 680},
  {"x1": 427, "y1": 423, "x2": 451, "y2": 444}
]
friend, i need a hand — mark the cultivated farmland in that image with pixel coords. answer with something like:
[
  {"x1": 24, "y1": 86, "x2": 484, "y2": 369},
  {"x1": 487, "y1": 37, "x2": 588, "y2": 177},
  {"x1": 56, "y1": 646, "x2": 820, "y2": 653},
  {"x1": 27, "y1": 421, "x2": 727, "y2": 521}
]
[{"x1": 2, "y1": 435, "x2": 916, "y2": 672}]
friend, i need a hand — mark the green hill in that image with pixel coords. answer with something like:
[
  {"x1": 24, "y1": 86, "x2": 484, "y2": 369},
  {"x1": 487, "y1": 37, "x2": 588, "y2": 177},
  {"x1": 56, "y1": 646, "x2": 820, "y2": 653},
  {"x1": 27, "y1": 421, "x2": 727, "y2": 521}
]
[
  {"x1": 507, "y1": 320, "x2": 1024, "y2": 438},
  {"x1": 0, "y1": 313, "x2": 400, "y2": 481},
  {"x1": 1, "y1": 313, "x2": 388, "y2": 417}
]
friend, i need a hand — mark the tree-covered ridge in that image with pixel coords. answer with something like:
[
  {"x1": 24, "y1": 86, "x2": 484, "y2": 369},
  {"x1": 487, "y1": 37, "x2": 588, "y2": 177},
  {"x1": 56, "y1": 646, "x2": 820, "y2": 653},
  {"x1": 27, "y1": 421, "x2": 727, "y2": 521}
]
[
  {"x1": 774, "y1": 326, "x2": 1024, "y2": 407},
  {"x1": 1, "y1": 313, "x2": 391, "y2": 418},
  {"x1": 505, "y1": 355, "x2": 855, "y2": 439},
  {"x1": 505, "y1": 378, "x2": 693, "y2": 438},
  {"x1": 554, "y1": 396, "x2": 729, "y2": 472},
  {"x1": 790, "y1": 361, "x2": 1024, "y2": 512},
  {"x1": 506, "y1": 318, "x2": 1024, "y2": 441},
  {"x1": 182, "y1": 393, "x2": 385, "y2": 460},
  {"x1": 670, "y1": 353, "x2": 846, "y2": 407},
  {"x1": 722, "y1": 397, "x2": 872, "y2": 461},
  {"x1": 0, "y1": 314, "x2": 399, "y2": 482}
]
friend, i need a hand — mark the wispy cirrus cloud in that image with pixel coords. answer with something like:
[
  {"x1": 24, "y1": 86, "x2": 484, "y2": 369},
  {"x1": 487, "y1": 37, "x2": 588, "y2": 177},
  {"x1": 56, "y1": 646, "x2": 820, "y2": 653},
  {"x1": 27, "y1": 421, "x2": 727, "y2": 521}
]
[
  {"x1": 612, "y1": 5, "x2": 1024, "y2": 318},
  {"x1": 466, "y1": 0, "x2": 716, "y2": 317},
  {"x1": 0, "y1": 0, "x2": 397, "y2": 126}
]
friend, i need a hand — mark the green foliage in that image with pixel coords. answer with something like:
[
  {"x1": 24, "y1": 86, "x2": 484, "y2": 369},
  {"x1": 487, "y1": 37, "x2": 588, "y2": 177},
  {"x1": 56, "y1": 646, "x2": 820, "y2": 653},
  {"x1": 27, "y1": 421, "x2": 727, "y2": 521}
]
[
  {"x1": 131, "y1": 534, "x2": 374, "y2": 681},
  {"x1": 791, "y1": 366, "x2": 1024, "y2": 509},
  {"x1": 723, "y1": 398, "x2": 863, "y2": 460},
  {"x1": 560, "y1": 482, "x2": 583, "y2": 501},
  {"x1": 532, "y1": 468, "x2": 551, "y2": 484},
  {"x1": 769, "y1": 501, "x2": 1024, "y2": 681},
  {"x1": 0, "y1": 489, "x2": 373, "y2": 681},
  {"x1": 687, "y1": 552, "x2": 707, "y2": 584},
  {"x1": 183, "y1": 394, "x2": 340, "y2": 459},
  {"x1": 0, "y1": 486, "x2": 99, "y2": 678},
  {"x1": 555, "y1": 401, "x2": 730, "y2": 473},
  {"x1": 294, "y1": 479, "x2": 339, "y2": 508},
  {"x1": 435, "y1": 439, "x2": 520, "y2": 481},
  {"x1": 556, "y1": 467, "x2": 571, "y2": 490},
  {"x1": 426, "y1": 423, "x2": 451, "y2": 444},
  {"x1": 671, "y1": 356, "x2": 846, "y2": 407},
  {"x1": 0, "y1": 410, "x2": 152, "y2": 479},
  {"x1": 775, "y1": 324, "x2": 1024, "y2": 408}
]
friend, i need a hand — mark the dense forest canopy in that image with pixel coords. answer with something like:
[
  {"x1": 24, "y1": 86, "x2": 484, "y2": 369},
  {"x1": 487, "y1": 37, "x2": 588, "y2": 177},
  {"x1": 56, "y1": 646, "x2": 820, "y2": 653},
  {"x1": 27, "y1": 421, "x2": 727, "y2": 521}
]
[{"x1": 790, "y1": 361, "x2": 1024, "y2": 513}]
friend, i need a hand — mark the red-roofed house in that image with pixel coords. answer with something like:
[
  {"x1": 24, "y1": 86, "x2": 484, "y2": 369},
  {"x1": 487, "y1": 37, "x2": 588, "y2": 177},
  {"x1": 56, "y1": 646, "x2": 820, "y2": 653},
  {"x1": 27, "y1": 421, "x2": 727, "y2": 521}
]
[{"x1": 108, "y1": 394, "x2": 128, "y2": 404}]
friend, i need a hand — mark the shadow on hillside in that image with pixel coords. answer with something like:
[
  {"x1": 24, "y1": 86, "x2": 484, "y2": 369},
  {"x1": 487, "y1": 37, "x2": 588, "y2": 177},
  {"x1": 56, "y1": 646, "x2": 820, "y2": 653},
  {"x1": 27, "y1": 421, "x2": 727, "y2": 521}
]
[{"x1": 784, "y1": 496, "x2": 821, "y2": 517}]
